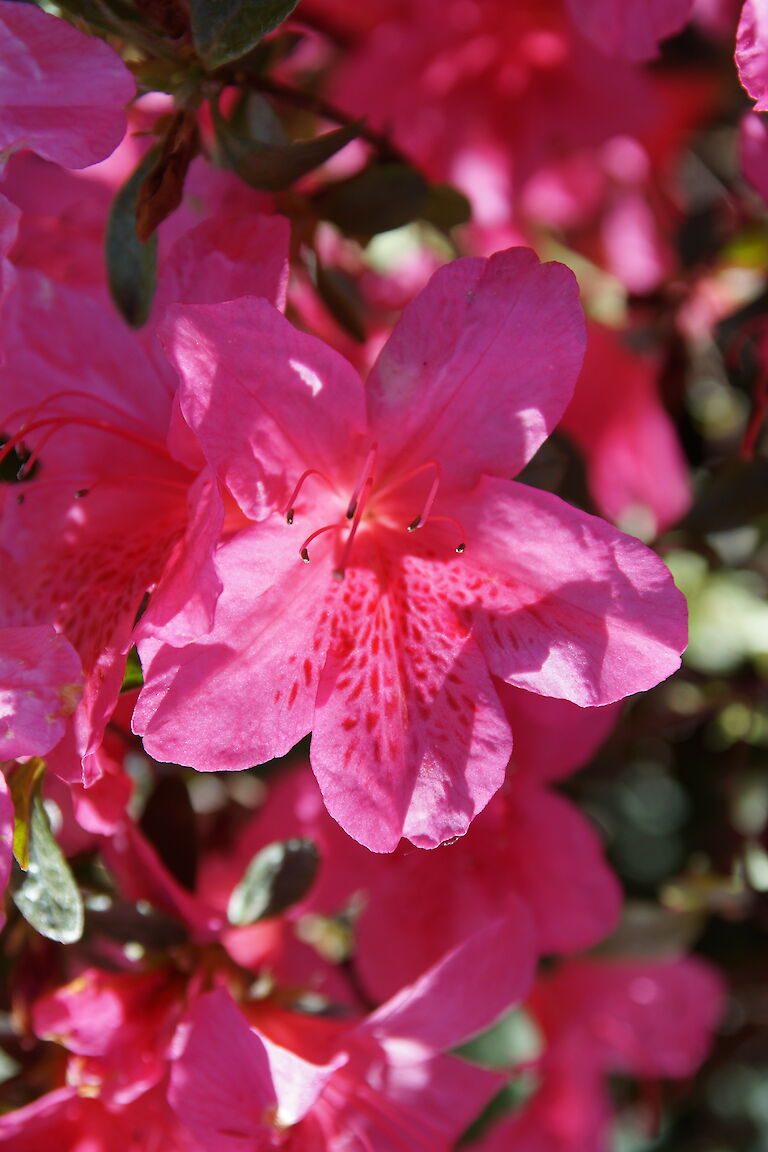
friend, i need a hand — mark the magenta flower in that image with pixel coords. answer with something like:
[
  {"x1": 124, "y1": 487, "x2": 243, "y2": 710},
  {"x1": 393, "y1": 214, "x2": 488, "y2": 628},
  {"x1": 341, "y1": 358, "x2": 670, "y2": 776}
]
[
  {"x1": 136, "y1": 247, "x2": 686, "y2": 851},
  {"x1": 0, "y1": 1, "x2": 134, "y2": 170},
  {"x1": 736, "y1": 0, "x2": 768, "y2": 111},
  {"x1": 169, "y1": 916, "x2": 532, "y2": 1151},
  {"x1": 0, "y1": 214, "x2": 288, "y2": 784}
]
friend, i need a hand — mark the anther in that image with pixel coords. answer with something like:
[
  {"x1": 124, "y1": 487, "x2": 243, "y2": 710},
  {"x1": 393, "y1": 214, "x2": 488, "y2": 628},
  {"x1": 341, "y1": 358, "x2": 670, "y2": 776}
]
[
  {"x1": 74, "y1": 489, "x2": 89, "y2": 499},
  {"x1": 298, "y1": 523, "x2": 338, "y2": 564},
  {"x1": 284, "y1": 469, "x2": 336, "y2": 524},
  {"x1": 15, "y1": 493, "x2": 24, "y2": 505}
]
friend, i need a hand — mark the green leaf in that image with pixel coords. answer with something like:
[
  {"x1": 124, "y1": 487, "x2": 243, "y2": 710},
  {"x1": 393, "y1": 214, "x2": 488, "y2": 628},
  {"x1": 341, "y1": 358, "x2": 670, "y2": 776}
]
[
  {"x1": 214, "y1": 106, "x2": 358, "y2": 192},
  {"x1": 106, "y1": 148, "x2": 159, "y2": 328},
  {"x1": 121, "y1": 646, "x2": 143, "y2": 694},
  {"x1": 313, "y1": 163, "x2": 429, "y2": 238},
  {"x1": 189, "y1": 0, "x2": 300, "y2": 70},
  {"x1": 227, "y1": 838, "x2": 319, "y2": 925},
  {"x1": 421, "y1": 183, "x2": 472, "y2": 232},
  {"x1": 13, "y1": 792, "x2": 84, "y2": 944},
  {"x1": 9, "y1": 758, "x2": 46, "y2": 871},
  {"x1": 314, "y1": 263, "x2": 366, "y2": 343}
]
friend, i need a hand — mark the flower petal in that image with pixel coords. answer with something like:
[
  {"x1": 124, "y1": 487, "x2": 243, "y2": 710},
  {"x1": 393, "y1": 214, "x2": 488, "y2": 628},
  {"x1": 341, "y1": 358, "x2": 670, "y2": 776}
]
[
  {"x1": 312, "y1": 549, "x2": 512, "y2": 852},
  {"x1": 366, "y1": 248, "x2": 585, "y2": 490},
  {"x1": 160, "y1": 297, "x2": 368, "y2": 521},
  {"x1": 0, "y1": 2, "x2": 134, "y2": 169},
  {"x1": 452, "y1": 476, "x2": 687, "y2": 705}
]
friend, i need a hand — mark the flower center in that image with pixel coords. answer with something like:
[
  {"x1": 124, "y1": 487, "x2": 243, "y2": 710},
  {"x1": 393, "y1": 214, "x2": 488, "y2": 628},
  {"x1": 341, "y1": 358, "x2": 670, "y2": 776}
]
[{"x1": 284, "y1": 445, "x2": 465, "y2": 581}]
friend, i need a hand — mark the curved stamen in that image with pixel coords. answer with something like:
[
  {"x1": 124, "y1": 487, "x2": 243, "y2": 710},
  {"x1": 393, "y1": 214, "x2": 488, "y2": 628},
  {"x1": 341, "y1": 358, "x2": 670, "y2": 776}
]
[
  {"x1": 404, "y1": 462, "x2": 442, "y2": 532},
  {"x1": 414, "y1": 514, "x2": 466, "y2": 554},
  {"x1": 0, "y1": 415, "x2": 170, "y2": 476},
  {"x1": 3, "y1": 389, "x2": 163, "y2": 440},
  {"x1": 299, "y1": 522, "x2": 338, "y2": 563},
  {"x1": 334, "y1": 476, "x2": 373, "y2": 581},
  {"x1": 345, "y1": 443, "x2": 378, "y2": 519},
  {"x1": 284, "y1": 468, "x2": 336, "y2": 524}
]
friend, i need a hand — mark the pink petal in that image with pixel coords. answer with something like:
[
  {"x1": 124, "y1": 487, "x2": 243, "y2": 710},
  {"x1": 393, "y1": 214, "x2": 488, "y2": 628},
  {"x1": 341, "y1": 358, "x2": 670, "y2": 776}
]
[
  {"x1": 561, "y1": 323, "x2": 691, "y2": 536},
  {"x1": 135, "y1": 517, "x2": 332, "y2": 771},
  {"x1": 169, "y1": 988, "x2": 338, "y2": 1150},
  {"x1": 366, "y1": 248, "x2": 585, "y2": 490},
  {"x1": 497, "y1": 684, "x2": 621, "y2": 782},
  {"x1": 354, "y1": 781, "x2": 619, "y2": 1001},
  {"x1": 566, "y1": 0, "x2": 693, "y2": 59},
  {"x1": 737, "y1": 0, "x2": 768, "y2": 110},
  {"x1": 312, "y1": 551, "x2": 512, "y2": 852},
  {"x1": 363, "y1": 914, "x2": 536, "y2": 1052},
  {"x1": 453, "y1": 476, "x2": 687, "y2": 705},
  {"x1": 0, "y1": 2, "x2": 134, "y2": 168},
  {"x1": 0, "y1": 624, "x2": 82, "y2": 758},
  {"x1": 531, "y1": 956, "x2": 725, "y2": 1078},
  {"x1": 160, "y1": 297, "x2": 367, "y2": 522},
  {"x1": 152, "y1": 213, "x2": 290, "y2": 321}
]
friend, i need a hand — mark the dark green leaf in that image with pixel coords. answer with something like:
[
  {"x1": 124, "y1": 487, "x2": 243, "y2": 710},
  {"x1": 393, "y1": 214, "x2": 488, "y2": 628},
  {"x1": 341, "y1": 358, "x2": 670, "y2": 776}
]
[
  {"x1": 227, "y1": 838, "x2": 319, "y2": 925},
  {"x1": 678, "y1": 459, "x2": 768, "y2": 533},
  {"x1": 13, "y1": 792, "x2": 84, "y2": 943},
  {"x1": 421, "y1": 183, "x2": 472, "y2": 231},
  {"x1": 313, "y1": 163, "x2": 429, "y2": 238},
  {"x1": 139, "y1": 774, "x2": 198, "y2": 891},
  {"x1": 106, "y1": 148, "x2": 159, "y2": 328},
  {"x1": 215, "y1": 108, "x2": 358, "y2": 192},
  {"x1": 315, "y1": 263, "x2": 366, "y2": 342},
  {"x1": 189, "y1": 0, "x2": 300, "y2": 70}
]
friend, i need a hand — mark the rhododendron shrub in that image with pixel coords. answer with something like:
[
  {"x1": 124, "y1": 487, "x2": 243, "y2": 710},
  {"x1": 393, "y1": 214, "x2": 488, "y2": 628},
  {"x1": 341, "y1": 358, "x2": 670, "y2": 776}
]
[{"x1": 0, "y1": 0, "x2": 760, "y2": 1146}]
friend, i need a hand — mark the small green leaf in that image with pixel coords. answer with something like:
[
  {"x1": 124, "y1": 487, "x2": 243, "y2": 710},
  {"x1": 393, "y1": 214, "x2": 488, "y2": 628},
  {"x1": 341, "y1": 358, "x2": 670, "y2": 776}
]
[
  {"x1": 214, "y1": 106, "x2": 358, "y2": 192},
  {"x1": 121, "y1": 646, "x2": 143, "y2": 694},
  {"x1": 421, "y1": 183, "x2": 472, "y2": 232},
  {"x1": 13, "y1": 792, "x2": 84, "y2": 944},
  {"x1": 9, "y1": 758, "x2": 46, "y2": 871},
  {"x1": 228, "y1": 838, "x2": 319, "y2": 925},
  {"x1": 106, "y1": 148, "x2": 159, "y2": 328},
  {"x1": 315, "y1": 263, "x2": 367, "y2": 342},
  {"x1": 189, "y1": 0, "x2": 300, "y2": 70},
  {"x1": 313, "y1": 163, "x2": 429, "y2": 238}
]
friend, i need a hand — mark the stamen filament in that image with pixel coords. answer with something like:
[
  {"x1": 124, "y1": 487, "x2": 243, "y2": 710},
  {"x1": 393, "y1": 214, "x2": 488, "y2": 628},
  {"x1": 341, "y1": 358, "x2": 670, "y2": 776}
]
[
  {"x1": 299, "y1": 522, "x2": 338, "y2": 563},
  {"x1": 415, "y1": 514, "x2": 466, "y2": 553},
  {"x1": 3, "y1": 389, "x2": 162, "y2": 440},
  {"x1": 405, "y1": 462, "x2": 442, "y2": 532},
  {"x1": 284, "y1": 468, "x2": 336, "y2": 523},
  {"x1": 334, "y1": 476, "x2": 373, "y2": 580},
  {"x1": 0, "y1": 414, "x2": 170, "y2": 475},
  {"x1": 376, "y1": 459, "x2": 439, "y2": 502},
  {"x1": 346, "y1": 443, "x2": 378, "y2": 519}
]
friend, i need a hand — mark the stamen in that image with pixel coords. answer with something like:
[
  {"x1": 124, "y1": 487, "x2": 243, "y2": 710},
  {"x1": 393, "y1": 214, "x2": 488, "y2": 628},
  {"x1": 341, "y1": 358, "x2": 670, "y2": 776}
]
[
  {"x1": 0, "y1": 414, "x2": 170, "y2": 475},
  {"x1": 415, "y1": 514, "x2": 466, "y2": 554},
  {"x1": 299, "y1": 522, "x2": 338, "y2": 563},
  {"x1": 376, "y1": 459, "x2": 439, "y2": 502},
  {"x1": 404, "y1": 461, "x2": 442, "y2": 533},
  {"x1": 2, "y1": 389, "x2": 163, "y2": 440},
  {"x1": 334, "y1": 477, "x2": 373, "y2": 581},
  {"x1": 345, "y1": 443, "x2": 378, "y2": 519},
  {"x1": 284, "y1": 469, "x2": 336, "y2": 524}
]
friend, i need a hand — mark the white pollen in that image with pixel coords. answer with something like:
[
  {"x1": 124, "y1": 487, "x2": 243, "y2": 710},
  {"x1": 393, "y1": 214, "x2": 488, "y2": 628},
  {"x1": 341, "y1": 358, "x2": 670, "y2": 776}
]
[{"x1": 289, "y1": 359, "x2": 323, "y2": 397}]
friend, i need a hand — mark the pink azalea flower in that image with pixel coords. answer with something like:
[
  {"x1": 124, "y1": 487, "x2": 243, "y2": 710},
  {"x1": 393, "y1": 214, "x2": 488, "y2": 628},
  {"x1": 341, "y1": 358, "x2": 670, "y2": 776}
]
[
  {"x1": 740, "y1": 109, "x2": 768, "y2": 202},
  {"x1": 169, "y1": 917, "x2": 532, "y2": 1150},
  {"x1": 0, "y1": 623, "x2": 82, "y2": 759},
  {"x1": 0, "y1": 1, "x2": 134, "y2": 170},
  {"x1": 481, "y1": 955, "x2": 725, "y2": 1151},
  {"x1": 136, "y1": 247, "x2": 687, "y2": 851},
  {"x1": 560, "y1": 322, "x2": 691, "y2": 539},
  {"x1": 0, "y1": 214, "x2": 289, "y2": 785},
  {"x1": 200, "y1": 744, "x2": 620, "y2": 1004}
]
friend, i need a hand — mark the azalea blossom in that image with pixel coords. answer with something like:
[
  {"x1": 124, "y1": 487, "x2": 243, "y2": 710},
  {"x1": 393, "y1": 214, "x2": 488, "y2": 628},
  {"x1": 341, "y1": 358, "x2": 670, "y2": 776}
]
[
  {"x1": 0, "y1": 214, "x2": 288, "y2": 785},
  {"x1": 169, "y1": 916, "x2": 532, "y2": 1151},
  {"x1": 135, "y1": 247, "x2": 686, "y2": 851}
]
